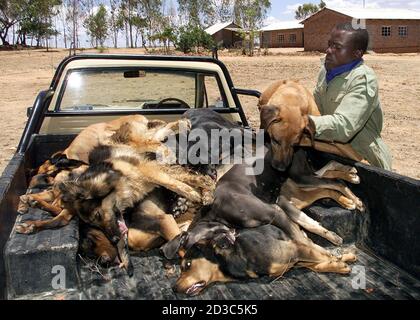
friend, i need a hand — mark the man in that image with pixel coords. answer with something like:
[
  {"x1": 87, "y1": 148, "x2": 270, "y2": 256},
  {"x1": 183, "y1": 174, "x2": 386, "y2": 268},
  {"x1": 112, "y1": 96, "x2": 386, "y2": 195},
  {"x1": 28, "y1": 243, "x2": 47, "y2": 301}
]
[{"x1": 310, "y1": 23, "x2": 392, "y2": 170}]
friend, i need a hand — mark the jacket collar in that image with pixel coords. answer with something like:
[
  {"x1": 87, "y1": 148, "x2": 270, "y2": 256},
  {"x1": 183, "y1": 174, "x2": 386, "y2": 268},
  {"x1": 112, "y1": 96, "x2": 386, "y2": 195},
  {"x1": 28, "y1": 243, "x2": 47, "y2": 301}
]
[{"x1": 325, "y1": 59, "x2": 363, "y2": 84}]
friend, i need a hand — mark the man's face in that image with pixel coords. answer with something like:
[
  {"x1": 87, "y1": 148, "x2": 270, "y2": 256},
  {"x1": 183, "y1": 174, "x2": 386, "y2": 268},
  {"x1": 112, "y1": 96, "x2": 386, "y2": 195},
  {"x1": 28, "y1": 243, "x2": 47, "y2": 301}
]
[{"x1": 325, "y1": 29, "x2": 360, "y2": 70}]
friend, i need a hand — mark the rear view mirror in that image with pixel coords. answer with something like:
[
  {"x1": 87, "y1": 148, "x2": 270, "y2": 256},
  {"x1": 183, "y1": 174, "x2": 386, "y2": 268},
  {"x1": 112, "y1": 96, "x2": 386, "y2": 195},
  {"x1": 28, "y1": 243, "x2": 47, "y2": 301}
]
[{"x1": 124, "y1": 70, "x2": 146, "y2": 78}]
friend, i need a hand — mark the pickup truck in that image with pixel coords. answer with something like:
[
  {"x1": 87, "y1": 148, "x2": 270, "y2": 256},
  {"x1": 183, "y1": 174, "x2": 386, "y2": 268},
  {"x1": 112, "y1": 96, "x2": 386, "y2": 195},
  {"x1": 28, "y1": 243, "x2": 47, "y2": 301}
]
[{"x1": 0, "y1": 54, "x2": 418, "y2": 300}]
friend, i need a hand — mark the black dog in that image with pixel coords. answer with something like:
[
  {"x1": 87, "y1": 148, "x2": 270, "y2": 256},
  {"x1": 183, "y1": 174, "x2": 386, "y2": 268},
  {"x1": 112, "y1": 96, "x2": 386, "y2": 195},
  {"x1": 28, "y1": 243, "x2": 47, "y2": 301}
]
[
  {"x1": 173, "y1": 221, "x2": 356, "y2": 296},
  {"x1": 161, "y1": 147, "x2": 348, "y2": 259}
]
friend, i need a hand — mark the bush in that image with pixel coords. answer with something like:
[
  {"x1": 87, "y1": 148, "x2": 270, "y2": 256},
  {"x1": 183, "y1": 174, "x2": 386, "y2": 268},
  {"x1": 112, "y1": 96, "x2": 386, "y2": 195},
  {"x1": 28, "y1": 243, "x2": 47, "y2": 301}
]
[{"x1": 175, "y1": 25, "x2": 215, "y2": 54}]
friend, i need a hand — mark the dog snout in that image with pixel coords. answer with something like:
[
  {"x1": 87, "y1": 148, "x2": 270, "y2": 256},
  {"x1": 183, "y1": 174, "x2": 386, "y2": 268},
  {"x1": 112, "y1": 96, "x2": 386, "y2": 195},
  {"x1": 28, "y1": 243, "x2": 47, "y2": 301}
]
[{"x1": 271, "y1": 159, "x2": 287, "y2": 171}]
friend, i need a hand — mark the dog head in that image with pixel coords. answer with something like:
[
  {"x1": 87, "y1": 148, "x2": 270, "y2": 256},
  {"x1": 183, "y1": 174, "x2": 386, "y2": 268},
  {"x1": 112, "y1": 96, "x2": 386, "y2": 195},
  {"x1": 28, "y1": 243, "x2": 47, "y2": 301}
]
[
  {"x1": 80, "y1": 226, "x2": 118, "y2": 265},
  {"x1": 58, "y1": 167, "x2": 123, "y2": 244},
  {"x1": 160, "y1": 221, "x2": 235, "y2": 260},
  {"x1": 174, "y1": 231, "x2": 236, "y2": 296},
  {"x1": 259, "y1": 80, "x2": 314, "y2": 171}
]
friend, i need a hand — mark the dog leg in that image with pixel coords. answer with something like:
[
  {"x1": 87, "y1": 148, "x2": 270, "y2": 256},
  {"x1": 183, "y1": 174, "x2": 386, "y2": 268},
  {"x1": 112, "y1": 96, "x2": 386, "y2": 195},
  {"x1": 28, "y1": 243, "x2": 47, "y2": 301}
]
[
  {"x1": 17, "y1": 190, "x2": 56, "y2": 214},
  {"x1": 137, "y1": 163, "x2": 203, "y2": 204},
  {"x1": 320, "y1": 182, "x2": 365, "y2": 212},
  {"x1": 15, "y1": 209, "x2": 74, "y2": 234},
  {"x1": 292, "y1": 179, "x2": 364, "y2": 212},
  {"x1": 300, "y1": 138, "x2": 366, "y2": 163},
  {"x1": 225, "y1": 193, "x2": 308, "y2": 243},
  {"x1": 128, "y1": 229, "x2": 164, "y2": 251},
  {"x1": 314, "y1": 161, "x2": 360, "y2": 184},
  {"x1": 116, "y1": 235, "x2": 134, "y2": 276},
  {"x1": 296, "y1": 243, "x2": 355, "y2": 274},
  {"x1": 152, "y1": 118, "x2": 191, "y2": 141},
  {"x1": 276, "y1": 196, "x2": 343, "y2": 246},
  {"x1": 282, "y1": 178, "x2": 358, "y2": 211}
]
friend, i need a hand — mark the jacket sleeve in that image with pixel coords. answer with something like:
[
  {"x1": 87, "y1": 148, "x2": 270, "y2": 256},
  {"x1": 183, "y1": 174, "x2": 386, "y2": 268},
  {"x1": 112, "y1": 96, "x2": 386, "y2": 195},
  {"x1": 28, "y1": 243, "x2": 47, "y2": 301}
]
[
  {"x1": 313, "y1": 69, "x2": 324, "y2": 112},
  {"x1": 310, "y1": 73, "x2": 378, "y2": 143}
]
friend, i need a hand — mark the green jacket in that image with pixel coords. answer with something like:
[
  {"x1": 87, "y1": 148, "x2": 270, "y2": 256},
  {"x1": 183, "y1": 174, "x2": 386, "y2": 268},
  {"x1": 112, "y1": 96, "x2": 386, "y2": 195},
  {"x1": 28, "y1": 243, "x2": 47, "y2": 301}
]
[{"x1": 311, "y1": 60, "x2": 392, "y2": 170}]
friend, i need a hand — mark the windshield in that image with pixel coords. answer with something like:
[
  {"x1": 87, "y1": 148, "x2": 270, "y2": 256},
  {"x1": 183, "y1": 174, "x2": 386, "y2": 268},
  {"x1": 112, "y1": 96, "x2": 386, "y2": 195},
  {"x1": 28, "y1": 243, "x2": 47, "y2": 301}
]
[{"x1": 57, "y1": 68, "x2": 227, "y2": 111}]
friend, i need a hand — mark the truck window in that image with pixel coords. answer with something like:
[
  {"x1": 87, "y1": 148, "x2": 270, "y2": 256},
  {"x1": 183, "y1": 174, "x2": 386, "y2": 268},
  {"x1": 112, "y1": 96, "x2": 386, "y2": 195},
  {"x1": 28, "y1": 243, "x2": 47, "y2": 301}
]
[
  {"x1": 204, "y1": 75, "x2": 225, "y2": 108},
  {"x1": 56, "y1": 68, "x2": 228, "y2": 111}
]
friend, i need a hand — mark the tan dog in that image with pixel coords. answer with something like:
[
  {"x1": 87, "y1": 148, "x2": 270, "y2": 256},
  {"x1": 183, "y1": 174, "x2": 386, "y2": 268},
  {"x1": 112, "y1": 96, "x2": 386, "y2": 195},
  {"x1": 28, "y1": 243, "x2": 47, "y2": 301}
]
[
  {"x1": 259, "y1": 80, "x2": 366, "y2": 171},
  {"x1": 63, "y1": 114, "x2": 188, "y2": 164}
]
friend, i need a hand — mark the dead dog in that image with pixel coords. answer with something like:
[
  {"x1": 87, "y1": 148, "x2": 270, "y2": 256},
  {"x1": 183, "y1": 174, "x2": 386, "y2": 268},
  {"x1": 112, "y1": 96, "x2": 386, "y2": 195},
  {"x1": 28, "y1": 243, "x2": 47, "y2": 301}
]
[{"x1": 173, "y1": 223, "x2": 356, "y2": 296}]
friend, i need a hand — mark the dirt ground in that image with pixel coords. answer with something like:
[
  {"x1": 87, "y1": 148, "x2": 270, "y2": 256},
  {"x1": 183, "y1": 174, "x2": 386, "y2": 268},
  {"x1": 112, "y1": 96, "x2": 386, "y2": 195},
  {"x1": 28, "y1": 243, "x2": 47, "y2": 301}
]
[{"x1": 0, "y1": 47, "x2": 419, "y2": 179}]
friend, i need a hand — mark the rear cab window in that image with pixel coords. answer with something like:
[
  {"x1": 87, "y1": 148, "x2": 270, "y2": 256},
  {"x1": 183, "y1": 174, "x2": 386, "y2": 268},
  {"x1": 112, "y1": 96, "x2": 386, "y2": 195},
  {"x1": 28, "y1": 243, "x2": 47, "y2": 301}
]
[{"x1": 56, "y1": 68, "x2": 228, "y2": 111}]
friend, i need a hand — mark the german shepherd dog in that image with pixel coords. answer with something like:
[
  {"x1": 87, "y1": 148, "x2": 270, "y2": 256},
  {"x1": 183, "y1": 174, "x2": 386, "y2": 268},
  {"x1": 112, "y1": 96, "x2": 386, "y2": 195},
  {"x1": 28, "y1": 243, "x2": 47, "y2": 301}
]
[{"x1": 16, "y1": 115, "x2": 215, "y2": 272}]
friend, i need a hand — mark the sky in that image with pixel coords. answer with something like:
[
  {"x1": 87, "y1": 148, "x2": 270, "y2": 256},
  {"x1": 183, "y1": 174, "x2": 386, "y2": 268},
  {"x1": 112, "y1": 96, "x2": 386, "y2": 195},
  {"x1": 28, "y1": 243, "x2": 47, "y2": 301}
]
[{"x1": 265, "y1": 0, "x2": 420, "y2": 24}]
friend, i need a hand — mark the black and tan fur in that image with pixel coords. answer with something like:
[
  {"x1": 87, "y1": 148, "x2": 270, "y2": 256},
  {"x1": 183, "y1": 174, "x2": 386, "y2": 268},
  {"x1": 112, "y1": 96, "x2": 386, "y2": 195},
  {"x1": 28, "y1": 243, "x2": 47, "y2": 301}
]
[{"x1": 174, "y1": 223, "x2": 356, "y2": 296}]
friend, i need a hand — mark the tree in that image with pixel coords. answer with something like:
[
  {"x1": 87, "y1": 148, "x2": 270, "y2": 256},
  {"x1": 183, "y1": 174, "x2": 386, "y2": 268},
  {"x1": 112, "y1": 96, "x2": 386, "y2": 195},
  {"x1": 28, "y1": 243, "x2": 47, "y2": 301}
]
[
  {"x1": 175, "y1": 24, "x2": 214, "y2": 53},
  {"x1": 65, "y1": 0, "x2": 83, "y2": 51},
  {"x1": 18, "y1": 0, "x2": 61, "y2": 48},
  {"x1": 295, "y1": 0, "x2": 325, "y2": 20},
  {"x1": 0, "y1": 0, "x2": 27, "y2": 45},
  {"x1": 137, "y1": 0, "x2": 162, "y2": 47},
  {"x1": 150, "y1": 25, "x2": 176, "y2": 53},
  {"x1": 213, "y1": 0, "x2": 233, "y2": 23},
  {"x1": 177, "y1": 0, "x2": 215, "y2": 27},
  {"x1": 233, "y1": 0, "x2": 271, "y2": 56},
  {"x1": 109, "y1": 0, "x2": 121, "y2": 48},
  {"x1": 84, "y1": 3, "x2": 109, "y2": 47}
]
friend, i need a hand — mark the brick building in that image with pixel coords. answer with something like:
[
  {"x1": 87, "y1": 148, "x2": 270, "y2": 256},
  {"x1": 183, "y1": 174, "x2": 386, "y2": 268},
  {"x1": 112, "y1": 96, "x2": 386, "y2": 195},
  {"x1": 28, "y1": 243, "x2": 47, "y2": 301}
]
[
  {"x1": 260, "y1": 21, "x2": 304, "y2": 48},
  {"x1": 205, "y1": 22, "x2": 243, "y2": 48},
  {"x1": 301, "y1": 8, "x2": 420, "y2": 53}
]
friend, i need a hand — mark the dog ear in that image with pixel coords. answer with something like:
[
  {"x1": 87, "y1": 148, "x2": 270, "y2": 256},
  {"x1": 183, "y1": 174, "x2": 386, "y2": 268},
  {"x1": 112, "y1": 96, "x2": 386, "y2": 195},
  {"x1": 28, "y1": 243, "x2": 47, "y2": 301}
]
[
  {"x1": 160, "y1": 232, "x2": 189, "y2": 259},
  {"x1": 58, "y1": 181, "x2": 78, "y2": 202},
  {"x1": 212, "y1": 229, "x2": 236, "y2": 250},
  {"x1": 302, "y1": 116, "x2": 316, "y2": 147},
  {"x1": 259, "y1": 105, "x2": 280, "y2": 130}
]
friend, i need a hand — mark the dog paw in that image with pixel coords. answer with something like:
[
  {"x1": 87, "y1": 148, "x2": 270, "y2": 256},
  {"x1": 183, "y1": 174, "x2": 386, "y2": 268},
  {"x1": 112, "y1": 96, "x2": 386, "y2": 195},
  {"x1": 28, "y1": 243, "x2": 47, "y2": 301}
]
[
  {"x1": 340, "y1": 197, "x2": 356, "y2": 210},
  {"x1": 179, "y1": 118, "x2": 192, "y2": 132},
  {"x1": 16, "y1": 222, "x2": 36, "y2": 234},
  {"x1": 17, "y1": 195, "x2": 30, "y2": 214},
  {"x1": 348, "y1": 171, "x2": 360, "y2": 184},
  {"x1": 355, "y1": 198, "x2": 365, "y2": 212},
  {"x1": 341, "y1": 264, "x2": 352, "y2": 274},
  {"x1": 17, "y1": 203, "x2": 29, "y2": 214},
  {"x1": 119, "y1": 259, "x2": 134, "y2": 277},
  {"x1": 326, "y1": 231, "x2": 343, "y2": 246},
  {"x1": 341, "y1": 252, "x2": 357, "y2": 263},
  {"x1": 201, "y1": 190, "x2": 214, "y2": 206},
  {"x1": 171, "y1": 197, "x2": 189, "y2": 218}
]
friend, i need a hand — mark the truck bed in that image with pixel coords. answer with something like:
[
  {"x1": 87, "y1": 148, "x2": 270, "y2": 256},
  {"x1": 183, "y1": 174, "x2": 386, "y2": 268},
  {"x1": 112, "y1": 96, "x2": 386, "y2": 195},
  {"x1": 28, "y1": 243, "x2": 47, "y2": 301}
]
[
  {"x1": 2, "y1": 134, "x2": 420, "y2": 300},
  {"x1": 14, "y1": 244, "x2": 420, "y2": 300}
]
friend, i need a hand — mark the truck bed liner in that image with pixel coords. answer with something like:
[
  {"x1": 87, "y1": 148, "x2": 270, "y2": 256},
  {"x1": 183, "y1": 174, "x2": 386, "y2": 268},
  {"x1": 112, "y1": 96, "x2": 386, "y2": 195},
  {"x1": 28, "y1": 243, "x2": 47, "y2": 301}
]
[{"x1": 13, "y1": 244, "x2": 420, "y2": 300}]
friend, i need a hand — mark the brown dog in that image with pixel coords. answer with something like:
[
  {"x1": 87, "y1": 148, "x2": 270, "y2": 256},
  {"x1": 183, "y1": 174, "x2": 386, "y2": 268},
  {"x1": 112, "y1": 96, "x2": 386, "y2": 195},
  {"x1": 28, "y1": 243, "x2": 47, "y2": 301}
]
[
  {"x1": 62, "y1": 114, "x2": 187, "y2": 164},
  {"x1": 259, "y1": 80, "x2": 366, "y2": 171}
]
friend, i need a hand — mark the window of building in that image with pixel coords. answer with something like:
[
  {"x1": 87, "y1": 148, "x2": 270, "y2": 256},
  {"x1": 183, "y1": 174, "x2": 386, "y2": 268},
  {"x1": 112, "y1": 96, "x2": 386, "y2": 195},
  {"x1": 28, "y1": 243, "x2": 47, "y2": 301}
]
[
  {"x1": 277, "y1": 34, "x2": 285, "y2": 43},
  {"x1": 398, "y1": 26, "x2": 408, "y2": 37},
  {"x1": 289, "y1": 34, "x2": 297, "y2": 43},
  {"x1": 381, "y1": 26, "x2": 391, "y2": 37}
]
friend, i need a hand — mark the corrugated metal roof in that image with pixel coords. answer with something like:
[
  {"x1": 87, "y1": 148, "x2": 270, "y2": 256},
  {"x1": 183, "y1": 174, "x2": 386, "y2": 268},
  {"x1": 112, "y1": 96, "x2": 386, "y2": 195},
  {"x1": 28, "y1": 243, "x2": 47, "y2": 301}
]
[
  {"x1": 332, "y1": 7, "x2": 420, "y2": 20},
  {"x1": 260, "y1": 21, "x2": 304, "y2": 31},
  {"x1": 205, "y1": 22, "x2": 241, "y2": 35},
  {"x1": 302, "y1": 7, "x2": 420, "y2": 23}
]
